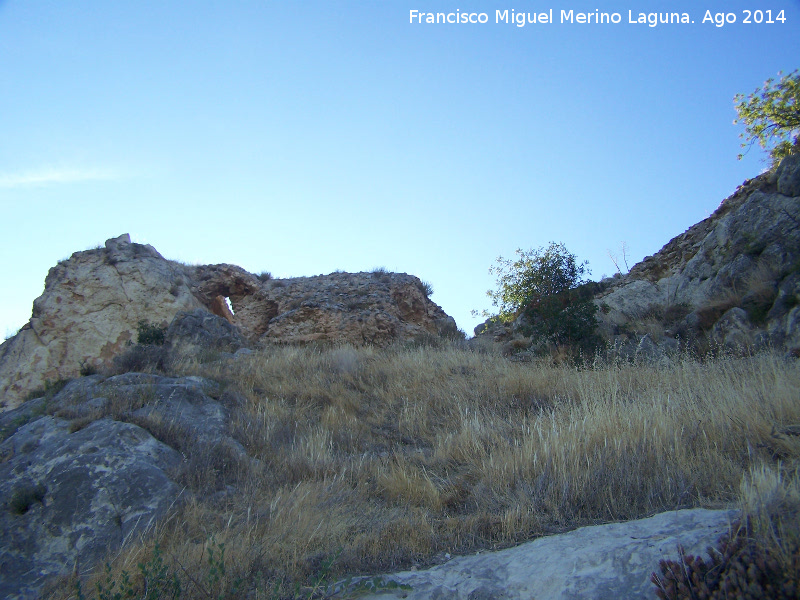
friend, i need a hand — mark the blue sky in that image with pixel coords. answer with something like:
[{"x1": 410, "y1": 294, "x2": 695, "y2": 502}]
[{"x1": 1, "y1": 1, "x2": 798, "y2": 338}]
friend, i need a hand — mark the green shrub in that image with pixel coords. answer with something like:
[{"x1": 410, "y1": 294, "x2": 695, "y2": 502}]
[
  {"x1": 476, "y1": 242, "x2": 600, "y2": 359},
  {"x1": 8, "y1": 483, "x2": 47, "y2": 515},
  {"x1": 480, "y1": 242, "x2": 589, "y2": 323},
  {"x1": 92, "y1": 544, "x2": 181, "y2": 600},
  {"x1": 136, "y1": 321, "x2": 166, "y2": 346},
  {"x1": 521, "y1": 285, "x2": 602, "y2": 356},
  {"x1": 79, "y1": 361, "x2": 99, "y2": 376},
  {"x1": 663, "y1": 303, "x2": 691, "y2": 325},
  {"x1": 112, "y1": 345, "x2": 169, "y2": 374}
]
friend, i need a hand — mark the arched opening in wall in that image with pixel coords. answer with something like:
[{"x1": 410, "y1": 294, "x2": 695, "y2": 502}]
[{"x1": 210, "y1": 294, "x2": 235, "y2": 323}]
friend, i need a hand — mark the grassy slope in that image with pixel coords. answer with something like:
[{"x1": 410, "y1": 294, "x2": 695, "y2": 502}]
[{"x1": 48, "y1": 344, "x2": 800, "y2": 599}]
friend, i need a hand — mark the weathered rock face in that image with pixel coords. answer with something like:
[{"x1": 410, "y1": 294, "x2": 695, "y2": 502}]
[
  {"x1": 164, "y1": 308, "x2": 248, "y2": 356},
  {"x1": 595, "y1": 154, "x2": 800, "y2": 356},
  {"x1": 473, "y1": 155, "x2": 800, "y2": 359},
  {"x1": 261, "y1": 272, "x2": 458, "y2": 346},
  {"x1": 0, "y1": 373, "x2": 246, "y2": 600},
  {"x1": 352, "y1": 508, "x2": 737, "y2": 600},
  {"x1": 0, "y1": 235, "x2": 457, "y2": 411},
  {"x1": 0, "y1": 414, "x2": 183, "y2": 600},
  {"x1": 0, "y1": 234, "x2": 203, "y2": 411}
]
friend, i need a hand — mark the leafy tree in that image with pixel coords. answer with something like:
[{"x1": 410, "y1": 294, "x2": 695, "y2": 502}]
[
  {"x1": 477, "y1": 242, "x2": 601, "y2": 356},
  {"x1": 734, "y1": 69, "x2": 800, "y2": 168},
  {"x1": 523, "y1": 284, "x2": 601, "y2": 353},
  {"x1": 482, "y1": 242, "x2": 589, "y2": 323}
]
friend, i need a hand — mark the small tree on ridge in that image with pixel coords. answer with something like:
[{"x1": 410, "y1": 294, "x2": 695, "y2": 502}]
[
  {"x1": 482, "y1": 242, "x2": 589, "y2": 322},
  {"x1": 734, "y1": 68, "x2": 800, "y2": 168}
]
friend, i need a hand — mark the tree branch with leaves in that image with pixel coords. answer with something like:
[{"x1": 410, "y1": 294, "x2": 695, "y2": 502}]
[{"x1": 734, "y1": 69, "x2": 800, "y2": 168}]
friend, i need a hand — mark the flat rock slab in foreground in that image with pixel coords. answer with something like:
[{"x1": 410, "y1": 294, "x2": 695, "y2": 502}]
[{"x1": 357, "y1": 508, "x2": 736, "y2": 600}]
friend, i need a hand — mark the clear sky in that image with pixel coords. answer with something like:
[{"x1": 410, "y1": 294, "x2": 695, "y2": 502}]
[{"x1": 1, "y1": 1, "x2": 798, "y2": 339}]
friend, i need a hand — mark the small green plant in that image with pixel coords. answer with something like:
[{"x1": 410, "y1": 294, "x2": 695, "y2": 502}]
[
  {"x1": 258, "y1": 271, "x2": 273, "y2": 282},
  {"x1": 24, "y1": 378, "x2": 69, "y2": 402},
  {"x1": 80, "y1": 360, "x2": 99, "y2": 376},
  {"x1": 420, "y1": 280, "x2": 434, "y2": 297},
  {"x1": 136, "y1": 321, "x2": 166, "y2": 346},
  {"x1": 8, "y1": 483, "x2": 47, "y2": 515},
  {"x1": 201, "y1": 536, "x2": 240, "y2": 599},
  {"x1": 94, "y1": 544, "x2": 181, "y2": 600}
]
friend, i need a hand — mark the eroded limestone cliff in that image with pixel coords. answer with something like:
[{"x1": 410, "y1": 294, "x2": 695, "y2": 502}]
[{"x1": 0, "y1": 235, "x2": 457, "y2": 410}]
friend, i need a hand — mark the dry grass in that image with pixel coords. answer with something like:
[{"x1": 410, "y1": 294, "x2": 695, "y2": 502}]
[{"x1": 49, "y1": 344, "x2": 800, "y2": 599}]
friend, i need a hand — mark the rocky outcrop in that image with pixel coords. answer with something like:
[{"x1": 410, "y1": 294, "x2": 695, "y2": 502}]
[
  {"x1": 473, "y1": 155, "x2": 800, "y2": 359},
  {"x1": 351, "y1": 508, "x2": 737, "y2": 600},
  {"x1": 261, "y1": 272, "x2": 458, "y2": 346},
  {"x1": 164, "y1": 308, "x2": 248, "y2": 356},
  {"x1": 0, "y1": 235, "x2": 457, "y2": 411},
  {"x1": 0, "y1": 414, "x2": 183, "y2": 600},
  {"x1": 595, "y1": 154, "x2": 800, "y2": 356},
  {"x1": 0, "y1": 373, "x2": 247, "y2": 600},
  {"x1": 0, "y1": 235, "x2": 203, "y2": 412}
]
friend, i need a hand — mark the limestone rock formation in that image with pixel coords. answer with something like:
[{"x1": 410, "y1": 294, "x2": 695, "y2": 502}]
[
  {"x1": 261, "y1": 271, "x2": 458, "y2": 346},
  {"x1": 0, "y1": 235, "x2": 457, "y2": 411},
  {"x1": 351, "y1": 509, "x2": 737, "y2": 600},
  {"x1": 473, "y1": 155, "x2": 800, "y2": 359},
  {"x1": 164, "y1": 308, "x2": 248, "y2": 356},
  {"x1": 0, "y1": 235, "x2": 203, "y2": 411},
  {"x1": 596, "y1": 153, "x2": 800, "y2": 357}
]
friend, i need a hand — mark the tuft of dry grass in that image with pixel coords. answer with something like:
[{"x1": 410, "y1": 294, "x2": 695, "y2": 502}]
[{"x1": 48, "y1": 344, "x2": 800, "y2": 599}]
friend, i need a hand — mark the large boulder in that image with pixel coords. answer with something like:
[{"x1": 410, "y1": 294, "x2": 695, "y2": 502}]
[
  {"x1": 0, "y1": 416, "x2": 183, "y2": 600},
  {"x1": 0, "y1": 372, "x2": 250, "y2": 599},
  {"x1": 352, "y1": 509, "x2": 737, "y2": 600},
  {"x1": 0, "y1": 234, "x2": 203, "y2": 410}
]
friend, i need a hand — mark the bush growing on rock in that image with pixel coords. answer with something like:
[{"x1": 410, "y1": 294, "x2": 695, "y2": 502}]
[
  {"x1": 477, "y1": 242, "x2": 601, "y2": 356},
  {"x1": 482, "y1": 242, "x2": 589, "y2": 323},
  {"x1": 136, "y1": 320, "x2": 167, "y2": 346}
]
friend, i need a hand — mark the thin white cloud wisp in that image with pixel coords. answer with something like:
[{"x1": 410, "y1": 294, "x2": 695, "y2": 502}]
[{"x1": 0, "y1": 167, "x2": 124, "y2": 188}]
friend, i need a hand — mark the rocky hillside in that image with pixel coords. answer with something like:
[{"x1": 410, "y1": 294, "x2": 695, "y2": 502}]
[
  {"x1": 0, "y1": 235, "x2": 458, "y2": 411},
  {"x1": 477, "y1": 154, "x2": 800, "y2": 360}
]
